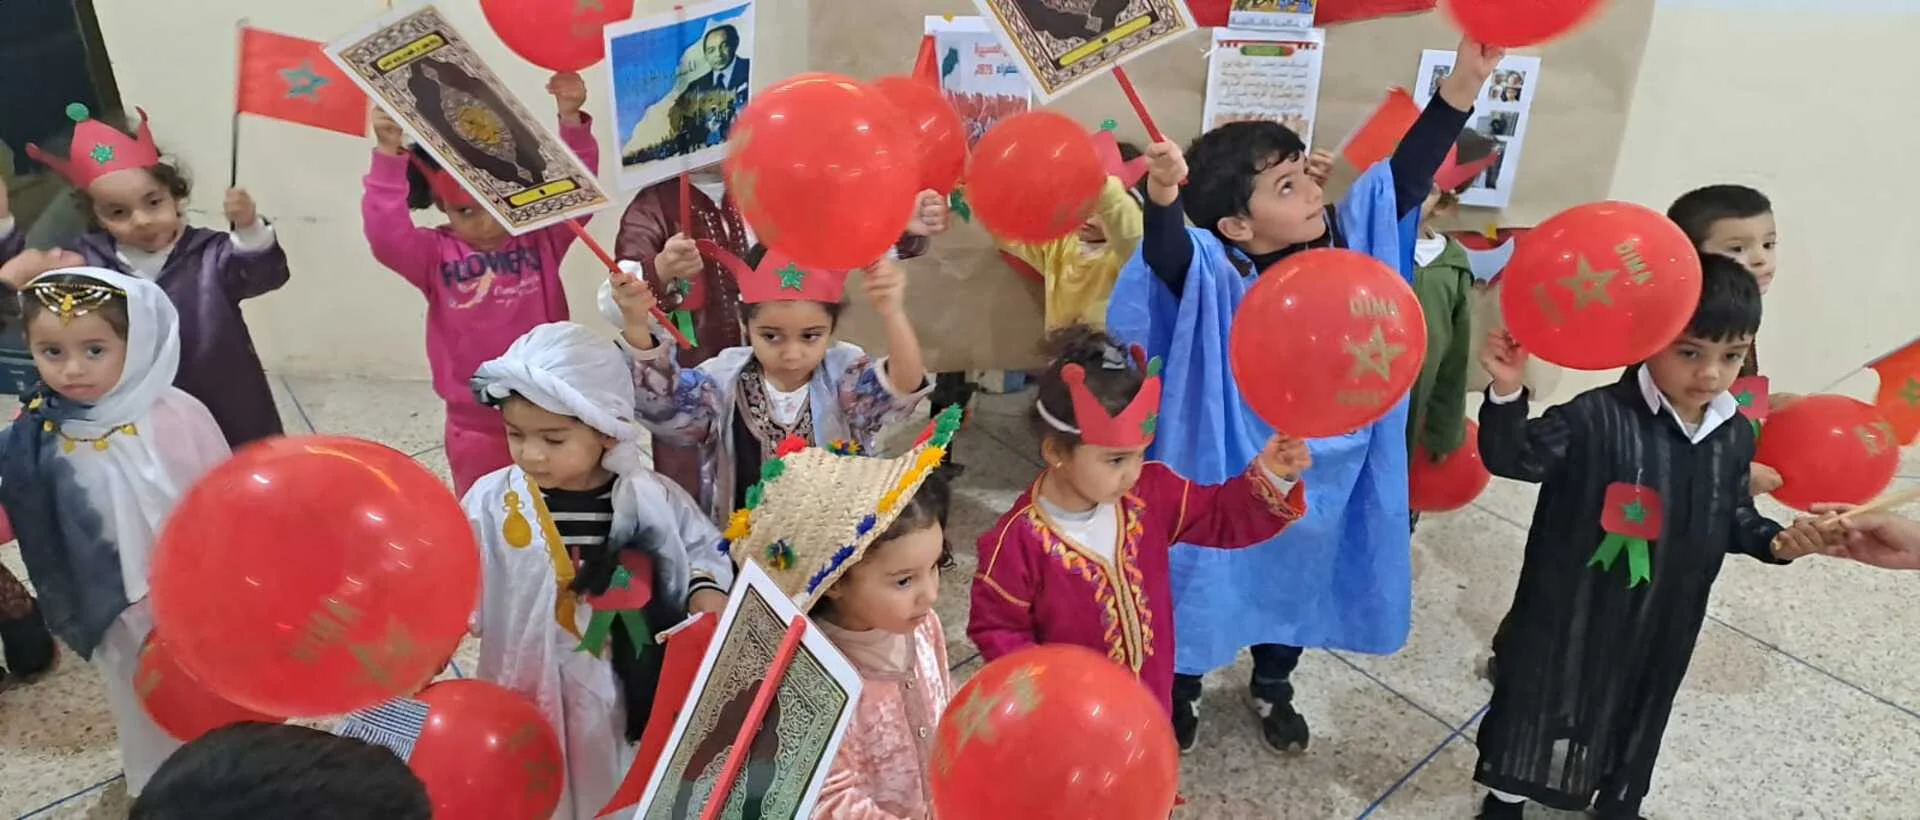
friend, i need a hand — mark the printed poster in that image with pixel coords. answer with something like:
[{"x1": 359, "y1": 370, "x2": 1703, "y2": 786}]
[
  {"x1": 1227, "y1": 0, "x2": 1316, "y2": 32},
  {"x1": 926, "y1": 16, "x2": 1034, "y2": 146},
  {"x1": 1413, "y1": 49, "x2": 1542, "y2": 209},
  {"x1": 633, "y1": 561, "x2": 861, "y2": 819},
  {"x1": 1202, "y1": 28, "x2": 1324, "y2": 142},
  {"x1": 970, "y1": 0, "x2": 1199, "y2": 102},
  {"x1": 325, "y1": 5, "x2": 611, "y2": 235},
  {"x1": 607, "y1": 0, "x2": 757, "y2": 191}
]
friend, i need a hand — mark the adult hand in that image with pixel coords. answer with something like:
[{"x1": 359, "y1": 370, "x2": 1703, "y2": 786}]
[
  {"x1": 1808, "y1": 504, "x2": 1920, "y2": 571},
  {"x1": 1770, "y1": 517, "x2": 1827, "y2": 561}
]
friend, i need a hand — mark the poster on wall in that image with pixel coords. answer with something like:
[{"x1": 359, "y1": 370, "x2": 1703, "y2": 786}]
[
  {"x1": 325, "y1": 5, "x2": 612, "y2": 235},
  {"x1": 926, "y1": 16, "x2": 1034, "y2": 146},
  {"x1": 970, "y1": 0, "x2": 1199, "y2": 102},
  {"x1": 1202, "y1": 28, "x2": 1324, "y2": 141},
  {"x1": 1413, "y1": 49, "x2": 1541, "y2": 209},
  {"x1": 1227, "y1": 0, "x2": 1316, "y2": 32},
  {"x1": 632, "y1": 561, "x2": 861, "y2": 819},
  {"x1": 607, "y1": 0, "x2": 756, "y2": 191}
]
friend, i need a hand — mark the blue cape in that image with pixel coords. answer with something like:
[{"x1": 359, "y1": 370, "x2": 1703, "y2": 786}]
[{"x1": 1107, "y1": 163, "x2": 1418, "y2": 670}]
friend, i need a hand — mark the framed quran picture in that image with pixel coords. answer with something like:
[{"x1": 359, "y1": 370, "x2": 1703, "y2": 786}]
[
  {"x1": 970, "y1": 0, "x2": 1199, "y2": 101},
  {"x1": 325, "y1": 5, "x2": 612, "y2": 235}
]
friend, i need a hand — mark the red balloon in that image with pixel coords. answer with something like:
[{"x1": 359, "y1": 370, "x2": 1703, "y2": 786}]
[
  {"x1": 1229, "y1": 249, "x2": 1428, "y2": 438},
  {"x1": 150, "y1": 436, "x2": 479, "y2": 718},
  {"x1": 1442, "y1": 0, "x2": 1605, "y2": 47},
  {"x1": 726, "y1": 73, "x2": 921, "y2": 270},
  {"x1": 1500, "y1": 201, "x2": 1701, "y2": 371},
  {"x1": 1411, "y1": 419, "x2": 1493, "y2": 512},
  {"x1": 966, "y1": 111, "x2": 1105, "y2": 243},
  {"x1": 930, "y1": 645, "x2": 1177, "y2": 820},
  {"x1": 873, "y1": 76, "x2": 968, "y2": 194},
  {"x1": 1753, "y1": 395, "x2": 1900, "y2": 512},
  {"x1": 410, "y1": 680, "x2": 564, "y2": 820},
  {"x1": 480, "y1": 0, "x2": 635, "y2": 72},
  {"x1": 136, "y1": 633, "x2": 280, "y2": 742}
]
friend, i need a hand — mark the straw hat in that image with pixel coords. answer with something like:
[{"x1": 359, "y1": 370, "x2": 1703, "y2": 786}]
[{"x1": 721, "y1": 406, "x2": 962, "y2": 610}]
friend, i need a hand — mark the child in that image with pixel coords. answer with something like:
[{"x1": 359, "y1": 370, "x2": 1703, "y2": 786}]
[
  {"x1": 1472, "y1": 255, "x2": 1825, "y2": 819},
  {"x1": 363, "y1": 71, "x2": 600, "y2": 495},
  {"x1": 1103, "y1": 35, "x2": 1501, "y2": 752},
  {"x1": 1404, "y1": 151, "x2": 1487, "y2": 531},
  {"x1": 970, "y1": 326, "x2": 1309, "y2": 734},
  {"x1": 131, "y1": 722, "x2": 431, "y2": 820},
  {"x1": 0, "y1": 254, "x2": 232, "y2": 794},
  {"x1": 716, "y1": 406, "x2": 963, "y2": 819},
  {"x1": 605, "y1": 244, "x2": 931, "y2": 524},
  {"x1": 996, "y1": 124, "x2": 1145, "y2": 330},
  {"x1": 465, "y1": 321, "x2": 733, "y2": 820},
  {"x1": 0, "y1": 105, "x2": 290, "y2": 448}
]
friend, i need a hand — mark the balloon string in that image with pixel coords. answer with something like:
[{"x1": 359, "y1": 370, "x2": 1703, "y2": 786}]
[
  {"x1": 701, "y1": 614, "x2": 808, "y2": 820},
  {"x1": 1111, "y1": 66, "x2": 1163, "y2": 143},
  {"x1": 564, "y1": 221, "x2": 692, "y2": 349}
]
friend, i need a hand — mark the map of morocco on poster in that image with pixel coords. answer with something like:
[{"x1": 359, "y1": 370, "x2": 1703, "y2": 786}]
[
  {"x1": 325, "y1": 4, "x2": 611, "y2": 235},
  {"x1": 972, "y1": 0, "x2": 1199, "y2": 102}
]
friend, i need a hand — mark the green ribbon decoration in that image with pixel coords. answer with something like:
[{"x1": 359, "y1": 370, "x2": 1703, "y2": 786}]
[
  {"x1": 948, "y1": 188, "x2": 973, "y2": 223},
  {"x1": 1588, "y1": 533, "x2": 1652, "y2": 587},
  {"x1": 1749, "y1": 416, "x2": 1762, "y2": 440},
  {"x1": 575, "y1": 566, "x2": 656, "y2": 656},
  {"x1": 671, "y1": 309, "x2": 699, "y2": 348}
]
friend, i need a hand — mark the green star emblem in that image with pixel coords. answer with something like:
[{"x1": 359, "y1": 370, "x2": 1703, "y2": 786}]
[
  {"x1": 1560, "y1": 256, "x2": 1618, "y2": 309},
  {"x1": 88, "y1": 143, "x2": 115, "y2": 166},
  {"x1": 609, "y1": 566, "x2": 632, "y2": 590},
  {"x1": 1901, "y1": 377, "x2": 1920, "y2": 407},
  {"x1": 777, "y1": 263, "x2": 807, "y2": 291},
  {"x1": 1734, "y1": 390, "x2": 1754, "y2": 407},
  {"x1": 1140, "y1": 413, "x2": 1158, "y2": 438},
  {"x1": 281, "y1": 61, "x2": 330, "y2": 101},
  {"x1": 1621, "y1": 498, "x2": 1646, "y2": 524}
]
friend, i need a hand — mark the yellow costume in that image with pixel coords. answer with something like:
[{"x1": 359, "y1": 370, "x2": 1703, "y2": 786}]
[{"x1": 1002, "y1": 176, "x2": 1144, "y2": 330}]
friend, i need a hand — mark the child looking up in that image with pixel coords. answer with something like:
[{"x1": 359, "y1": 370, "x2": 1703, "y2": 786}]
[
  {"x1": 1104, "y1": 35, "x2": 1502, "y2": 753},
  {"x1": 606, "y1": 244, "x2": 931, "y2": 524},
  {"x1": 969, "y1": 326, "x2": 1309, "y2": 728},
  {"x1": 362, "y1": 71, "x2": 600, "y2": 495},
  {"x1": 0, "y1": 106, "x2": 290, "y2": 447},
  {"x1": 716, "y1": 407, "x2": 962, "y2": 820},
  {"x1": 0, "y1": 254, "x2": 233, "y2": 795},
  {"x1": 1472, "y1": 255, "x2": 1825, "y2": 819},
  {"x1": 465, "y1": 321, "x2": 732, "y2": 820}
]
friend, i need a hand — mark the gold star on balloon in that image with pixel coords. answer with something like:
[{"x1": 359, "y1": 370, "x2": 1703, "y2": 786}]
[
  {"x1": 1560, "y1": 256, "x2": 1617, "y2": 309},
  {"x1": 1344, "y1": 324, "x2": 1407, "y2": 382}
]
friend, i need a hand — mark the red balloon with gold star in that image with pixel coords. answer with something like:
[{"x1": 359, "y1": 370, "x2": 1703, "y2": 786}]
[
  {"x1": 1500, "y1": 201, "x2": 1701, "y2": 370},
  {"x1": 964, "y1": 111, "x2": 1106, "y2": 243},
  {"x1": 1754, "y1": 395, "x2": 1900, "y2": 512},
  {"x1": 410, "y1": 680, "x2": 564, "y2": 820},
  {"x1": 725, "y1": 73, "x2": 922, "y2": 270},
  {"x1": 1229, "y1": 249, "x2": 1428, "y2": 438},
  {"x1": 929, "y1": 645, "x2": 1178, "y2": 820},
  {"x1": 1411, "y1": 419, "x2": 1493, "y2": 512}
]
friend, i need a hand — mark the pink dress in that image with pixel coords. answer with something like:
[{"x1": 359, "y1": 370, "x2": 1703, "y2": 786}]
[{"x1": 813, "y1": 616, "x2": 953, "y2": 820}]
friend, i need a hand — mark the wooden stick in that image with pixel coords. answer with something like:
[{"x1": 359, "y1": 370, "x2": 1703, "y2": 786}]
[
  {"x1": 699, "y1": 615, "x2": 808, "y2": 820},
  {"x1": 563, "y1": 221, "x2": 692, "y2": 349},
  {"x1": 1111, "y1": 66, "x2": 1162, "y2": 143},
  {"x1": 1837, "y1": 485, "x2": 1920, "y2": 521}
]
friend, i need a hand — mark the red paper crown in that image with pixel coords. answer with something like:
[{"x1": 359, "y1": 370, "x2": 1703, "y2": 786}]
[
  {"x1": 25, "y1": 104, "x2": 162, "y2": 190},
  {"x1": 406, "y1": 153, "x2": 478, "y2": 208},
  {"x1": 1434, "y1": 145, "x2": 1498, "y2": 194},
  {"x1": 736, "y1": 249, "x2": 849, "y2": 305},
  {"x1": 1092, "y1": 120, "x2": 1148, "y2": 188},
  {"x1": 1054, "y1": 345, "x2": 1163, "y2": 449}
]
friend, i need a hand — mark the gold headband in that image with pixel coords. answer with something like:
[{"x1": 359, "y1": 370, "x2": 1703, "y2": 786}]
[{"x1": 26, "y1": 280, "x2": 123, "y2": 325}]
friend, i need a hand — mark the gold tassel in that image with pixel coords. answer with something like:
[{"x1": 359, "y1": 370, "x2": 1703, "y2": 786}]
[
  {"x1": 92, "y1": 439, "x2": 109, "y2": 451},
  {"x1": 502, "y1": 491, "x2": 533, "y2": 549},
  {"x1": 61, "y1": 439, "x2": 75, "y2": 454}
]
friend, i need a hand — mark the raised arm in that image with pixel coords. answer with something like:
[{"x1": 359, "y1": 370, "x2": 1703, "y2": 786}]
[
  {"x1": 362, "y1": 112, "x2": 442, "y2": 291},
  {"x1": 1138, "y1": 458, "x2": 1306, "y2": 550},
  {"x1": 1390, "y1": 39, "x2": 1500, "y2": 217},
  {"x1": 1477, "y1": 387, "x2": 1573, "y2": 483},
  {"x1": 216, "y1": 189, "x2": 290, "y2": 300},
  {"x1": 1140, "y1": 141, "x2": 1195, "y2": 298}
]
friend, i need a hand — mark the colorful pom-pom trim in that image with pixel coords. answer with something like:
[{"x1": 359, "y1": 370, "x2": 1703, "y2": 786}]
[
  {"x1": 802, "y1": 406, "x2": 964, "y2": 596},
  {"x1": 776, "y1": 435, "x2": 808, "y2": 457},
  {"x1": 764, "y1": 539, "x2": 797, "y2": 571},
  {"x1": 828, "y1": 439, "x2": 861, "y2": 456}
]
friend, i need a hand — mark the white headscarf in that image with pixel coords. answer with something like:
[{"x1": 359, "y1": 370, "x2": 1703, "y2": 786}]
[
  {"x1": 33, "y1": 267, "x2": 181, "y2": 437},
  {"x1": 472, "y1": 321, "x2": 647, "y2": 479}
]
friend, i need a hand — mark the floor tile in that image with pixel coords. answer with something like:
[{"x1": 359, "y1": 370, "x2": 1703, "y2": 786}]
[
  {"x1": 268, "y1": 375, "x2": 312, "y2": 434},
  {"x1": 279, "y1": 376, "x2": 443, "y2": 456}
]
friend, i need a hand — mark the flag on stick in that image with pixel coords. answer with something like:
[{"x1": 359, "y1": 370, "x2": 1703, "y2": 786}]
[{"x1": 237, "y1": 26, "x2": 368, "y2": 136}]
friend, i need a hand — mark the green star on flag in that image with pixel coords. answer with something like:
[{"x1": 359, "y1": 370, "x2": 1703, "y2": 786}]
[
  {"x1": 237, "y1": 26, "x2": 370, "y2": 137},
  {"x1": 281, "y1": 62, "x2": 331, "y2": 101}
]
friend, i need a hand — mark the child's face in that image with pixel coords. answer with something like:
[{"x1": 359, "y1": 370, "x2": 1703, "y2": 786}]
[
  {"x1": 1047, "y1": 439, "x2": 1149, "y2": 506},
  {"x1": 501, "y1": 397, "x2": 615, "y2": 491},
  {"x1": 1644, "y1": 332, "x2": 1754, "y2": 413},
  {"x1": 29, "y1": 310, "x2": 127, "y2": 404},
  {"x1": 1220, "y1": 152, "x2": 1326, "y2": 253},
  {"x1": 87, "y1": 168, "x2": 185, "y2": 254},
  {"x1": 821, "y1": 523, "x2": 945, "y2": 635},
  {"x1": 442, "y1": 201, "x2": 509, "y2": 252},
  {"x1": 1699, "y1": 213, "x2": 1777, "y2": 294},
  {"x1": 746, "y1": 301, "x2": 835, "y2": 391},
  {"x1": 1077, "y1": 218, "x2": 1109, "y2": 244}
]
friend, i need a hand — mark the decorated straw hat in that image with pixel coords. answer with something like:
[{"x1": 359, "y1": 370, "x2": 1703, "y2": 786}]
[{"x1": 721, "y1": 406, "x2": 963, "y2": 610}]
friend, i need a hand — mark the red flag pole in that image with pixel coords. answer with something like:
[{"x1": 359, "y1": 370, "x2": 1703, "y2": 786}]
[
  {"x1": 229, "y1": 18, "x2": 250, "y2": 192},
  {"x1": 699, "y1": 615, "x2": 809, "y2": 820},
  {"x1": 674, "y1": 5, "x2": 695, "y2": 239},
  {"x1": 565, "y1": 221, "x2": 693, "y2": 349},
  {"x1": 1111, "y1": 65, "x2": 1163, "y2": 144}
]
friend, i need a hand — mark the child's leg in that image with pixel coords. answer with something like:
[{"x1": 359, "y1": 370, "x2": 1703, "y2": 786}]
[
  {"x1": 1248, "y1": 643, "x2": 1309, "y2": 751},
  {"x1": 93, "y1": 601, "x2": 181, "y2": 795},
  {"x1": 445, "y1": 417, "x2": 514, "y2": 496},
  {"x1": 1171, "y1": 673, "x2": 1204, "y2": 752}
]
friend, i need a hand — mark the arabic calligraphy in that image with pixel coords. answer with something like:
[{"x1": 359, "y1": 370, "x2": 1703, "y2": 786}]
[{"x1": 1203, "y1": 29, "x2": 1325, "y2": 138}]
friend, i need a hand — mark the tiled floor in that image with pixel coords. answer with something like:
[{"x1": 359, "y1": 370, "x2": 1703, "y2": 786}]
[{"x1": 4, "y1": 377, "x2": 1919, "y2": 818}]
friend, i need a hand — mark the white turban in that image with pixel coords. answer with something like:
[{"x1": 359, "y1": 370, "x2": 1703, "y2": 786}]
[{"x1": 471, "y1": 322, "x2": 645, "y2": 477}]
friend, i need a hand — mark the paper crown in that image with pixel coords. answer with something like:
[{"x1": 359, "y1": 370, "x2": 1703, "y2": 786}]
[
  {"x1": 1040, "y1": 344, "x2": 1163, "y2": 448},
  {"x1": 732, "y1": 249, "x2": 849, "y2": 305},
  {"x1": 1092, "y1": 119, "x2": 1148, "y2": 188},
  {"x1": 25, "y1": 104, "x2": 161, "y2": 190},
  {"x1": 1433, "y1": 145, "x2": 1498, "y2": 194},
  {"x1": 407, "y1": 153, "x2": 478, "y2": 208}
]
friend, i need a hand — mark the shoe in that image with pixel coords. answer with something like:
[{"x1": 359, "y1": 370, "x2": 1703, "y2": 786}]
[
  {"x1": 1481, "y1": 652, "x2": 1499, "y2": 682},
  {"x1": 1172, "y1": 689, "x2": 1200, "y2": 753},
  {"x1": 0, "y1": 602, "x2": 57, "y2": 680},
  {"x1": 1251, "y1": 692, "x2": 1309, "y2": 752},
  {"x1": 1478, "y1": 793, "x2": 1525, "y2": 819}
]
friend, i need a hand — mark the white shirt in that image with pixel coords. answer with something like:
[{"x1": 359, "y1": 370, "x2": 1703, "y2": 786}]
[
  {"x1": 767, "y1": 382, "x2": 808, "y2": 427},
  {"x1": 1037, "y1": 497, "x2": 1120, "y2": 563},
  {"x1": 1487, "y1": 368, "x2": 1738, "y2": 444},
  {"x1": 1414, "y1": 234, "x2": 1449, "y2": 267}
]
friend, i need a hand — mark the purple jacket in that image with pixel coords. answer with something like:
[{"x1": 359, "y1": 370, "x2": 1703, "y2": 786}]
[{"x1": 1, "y1": 226, "x2": 289, "y2": 447}]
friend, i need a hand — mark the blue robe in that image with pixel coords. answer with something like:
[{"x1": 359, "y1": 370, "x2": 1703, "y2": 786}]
[{"x1": 1106, "y1": 164, "x2": 1418, "y2": 673}]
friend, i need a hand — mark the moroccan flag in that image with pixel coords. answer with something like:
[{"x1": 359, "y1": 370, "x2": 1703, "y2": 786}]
[
  {"x1": 1867, "y1": 335, "x2": 1920, "y2": 445},
  {"x1": 1593, "y1": 482, "x2": 1664, "y2": 587},
  {"x1": 598, "y1": 611, "x2": 718, "y2": 818},
  {"x1": 237, "y1": 27, "x2": 367, "y2": 136},
  {"x1": 1338, "y1": 87, "x2": 1420, "y2": 171}
]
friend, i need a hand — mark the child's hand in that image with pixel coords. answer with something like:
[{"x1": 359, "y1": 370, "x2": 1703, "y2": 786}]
[
  {"x1": 548, "y1": 71, "x2": 588, "y2": 123},
  {"x1": 1439, "y1": 38, "x2": 1506, "y2": 112},
  {"x1": 1305, "y1": 148, "x2": 1335, "y2": 187},
  {"x1": 906, "y1": 189, "x2": 950, "y2": 237},
  {"x1": 371, "y1": 108, "x2": 406, "y2": 155},
  {"x1": 0, "y1": 249, "x2": 85, "y2": 290},
  {"x1": 1479, "y1": 328, "x2": 1528, "y2": 397},
  {"x1": 1258, "y1": 434, "x2": 1312, "y2": 480},
  {"x1": 863, "y1": 258, "x2": 907, "y2": 318},
  {"x1": 609, "y1": 262, "x2": 660, "y2": 347},
  {"x1": 654, "y1": 233, "x2": 703, "y2": 285},
  {"x1": 1144, "y1": 140, "x2": 1187, "y2": 192},
  {"x1": 1771, "y1": 517, "x2": 1828, "y2": 561},
  {"x1": 688, "y1": 588, "x2": 729, "y2": 615},
  {"x1": 224, "y1": 188, "x2": 259, "y2": 228},
  {"x1": 1749, "y1": 463, "x2": 1784, "y2": 497}
]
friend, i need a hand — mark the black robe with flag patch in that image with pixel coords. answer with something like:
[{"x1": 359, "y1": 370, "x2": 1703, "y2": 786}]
[{"x1": 1473, "y1": 368, "x2": 1789, "y2": 814}]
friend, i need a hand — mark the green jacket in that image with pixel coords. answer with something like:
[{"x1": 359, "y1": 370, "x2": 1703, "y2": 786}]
[{"x1": 1408, "y1": 237, "x2": 1475, "y2": 460}]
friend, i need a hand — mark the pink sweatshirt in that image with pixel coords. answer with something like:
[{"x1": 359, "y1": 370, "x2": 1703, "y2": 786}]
[{"x1": 360, "y1": 116, "x2": 600, "y2": 425}]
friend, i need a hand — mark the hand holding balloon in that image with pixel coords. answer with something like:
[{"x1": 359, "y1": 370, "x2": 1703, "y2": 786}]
[
  {"x1": 1437, "y1": 38, "x2": 1507, "y2": 112},
  {"x1": 1257, "y1": 435, "x2": 1313, "y2": 481},
  {"x1": 1478, "y1": 329, "x2": 1528, "y2": 398}
]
